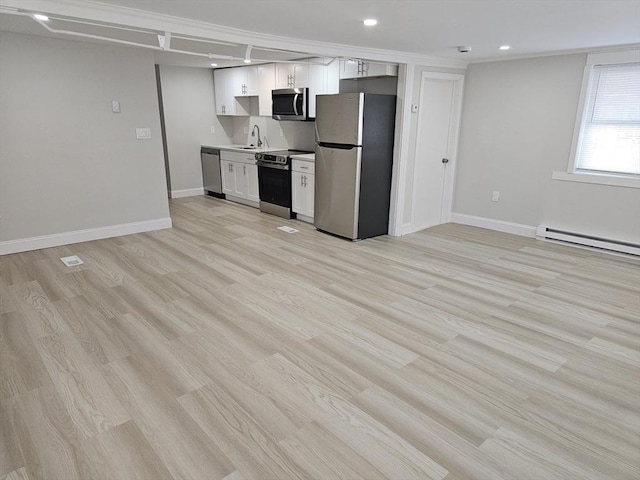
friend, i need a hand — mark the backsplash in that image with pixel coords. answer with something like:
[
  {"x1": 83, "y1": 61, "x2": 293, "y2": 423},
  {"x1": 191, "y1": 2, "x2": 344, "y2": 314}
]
[{"x1": 232, "y1": 112, "x2": 316, "y2": 152}]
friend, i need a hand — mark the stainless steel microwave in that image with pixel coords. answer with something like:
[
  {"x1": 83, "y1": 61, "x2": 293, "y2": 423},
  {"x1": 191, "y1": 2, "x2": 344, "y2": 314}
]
[{"x1": 272, "y1": 88, "x2": 310, "y2": 121}]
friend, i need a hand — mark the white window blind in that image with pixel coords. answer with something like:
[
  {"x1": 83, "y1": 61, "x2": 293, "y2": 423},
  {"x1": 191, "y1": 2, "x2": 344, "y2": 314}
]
[{"x1": 575, "y1": 62, "x2": 640, "y2": 175}]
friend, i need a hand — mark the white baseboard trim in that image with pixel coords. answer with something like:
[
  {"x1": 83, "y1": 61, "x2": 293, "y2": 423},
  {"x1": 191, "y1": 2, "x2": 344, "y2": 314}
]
[
  {"x1": 450, "y1": 213, "x2": 537, "y2": 238},
  {"x1": 0, "y1": 217, "x2": 173, "y2": 256},
  {"x1": 399, "y1": 222, "x2": 415, "y2": 236},
  {"x1": 171, "y1": 188, "x2": 204, "y2": 198}
]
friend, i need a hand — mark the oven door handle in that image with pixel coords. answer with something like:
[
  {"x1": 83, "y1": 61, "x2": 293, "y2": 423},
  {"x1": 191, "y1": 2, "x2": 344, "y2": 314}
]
[{"x1": 257, "y1": 160, "x2": 289, "y2": 170}]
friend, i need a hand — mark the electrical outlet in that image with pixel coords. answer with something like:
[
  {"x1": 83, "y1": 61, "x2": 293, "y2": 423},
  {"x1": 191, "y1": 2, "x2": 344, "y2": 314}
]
[
  {"x1": 279, "y1": 128, "x2": 284, "y2": 137},
  {"x1": 492, "y1": 191, "x2": 500, "y2": 202},
  {"x1": 210, "y1": 125, "x2": 215, "y2": 134}
]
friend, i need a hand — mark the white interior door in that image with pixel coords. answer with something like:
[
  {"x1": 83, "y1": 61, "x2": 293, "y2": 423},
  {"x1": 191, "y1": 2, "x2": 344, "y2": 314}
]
[{"x1": 411, "y1": 72, "x2": 464, "y2": 231}]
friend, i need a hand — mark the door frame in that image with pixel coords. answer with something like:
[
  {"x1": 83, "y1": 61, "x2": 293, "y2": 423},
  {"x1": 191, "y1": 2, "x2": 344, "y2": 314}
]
[{"x1": 407, "y1": 71, "x2": 465, "y2": 234}]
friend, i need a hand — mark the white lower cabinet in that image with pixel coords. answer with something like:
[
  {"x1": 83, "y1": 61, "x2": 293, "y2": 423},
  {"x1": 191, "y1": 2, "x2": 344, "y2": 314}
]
[
  {"x1": 220, "y1": 152, "x2": 259, "y2": 207},
  {"x1": 292, "y1": 159, "x2": 315, "y2": 221}
]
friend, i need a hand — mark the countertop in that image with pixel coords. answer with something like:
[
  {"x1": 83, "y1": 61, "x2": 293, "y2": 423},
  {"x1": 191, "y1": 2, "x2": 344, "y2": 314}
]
[
  {"x1": 202, "y1": 144, "x2": 278, "y2": 153},
  {"x1": 290, "y1": 153, "x2": 315, "y2": 162}
]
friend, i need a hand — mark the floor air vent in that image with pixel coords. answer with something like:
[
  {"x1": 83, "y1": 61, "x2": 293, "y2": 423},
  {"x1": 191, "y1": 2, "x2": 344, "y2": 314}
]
[{"x1": 536, "y1": 226, "x2": 640, "y2": 256}]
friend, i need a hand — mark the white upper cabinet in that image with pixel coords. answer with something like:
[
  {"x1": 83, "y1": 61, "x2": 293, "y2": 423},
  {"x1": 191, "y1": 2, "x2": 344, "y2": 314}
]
[
  {"x1": 256, "y1": 63, "x2": 275, "y2": 117},
  {"x1": 275, "y1": 63, "x2": 310, "y2": 89},
  {"x1": 214, "y1": 58, "x2": 341, "y2": 117},
  {"x1": 339, "y1": 60, "x2": 398, "y2": 79}
]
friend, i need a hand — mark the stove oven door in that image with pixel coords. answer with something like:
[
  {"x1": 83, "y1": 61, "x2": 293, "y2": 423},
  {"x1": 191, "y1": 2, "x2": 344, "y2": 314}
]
[{"x1": 257, "y1": 162, "x2": 292, "y2": 208}]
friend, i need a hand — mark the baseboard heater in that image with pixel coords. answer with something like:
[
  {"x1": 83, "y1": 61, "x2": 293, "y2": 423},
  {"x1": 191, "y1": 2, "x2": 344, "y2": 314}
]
[{"x1": 536, "y1": 226, "x2": 640, "y2": 256}]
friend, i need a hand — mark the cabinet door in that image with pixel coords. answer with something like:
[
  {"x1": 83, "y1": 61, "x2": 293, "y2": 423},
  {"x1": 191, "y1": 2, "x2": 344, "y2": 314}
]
[
  {"x1": 214, "y1": 69, "x2": 229, "y2": 115},
  {"x1": 233, "y1": 161, "x2": 247, "y2": 197},
  {"x1": 257, "y1": 63, "x2": 275, "y2": 116},
  {"x1": 220, "y1": 160, "x2": 236, "y2": 195},
  {"x1": 307, "y1": 64, "x2": 326, "y2": 119},
  {"x1": 245, "y1": 163, "x2": 260, "y2": 203},
  {"x1": 340, "y1": 59, "x2": 361, "y2": 79},
  {"x1": 244, "y1": 65, "x2": 258, "y2": 96},
  {"x1": 291, "y1": 171, "x2": 305, "y2": 215},
  {"x1": 275, "y1": 63, "x2": 295, "y2": 88},
  {"x1": 293, "y1": 63, "x2": 309, "y2": 88},
  {"x1": 304, "y1": 173, "x2": 315, "y2": 218}
]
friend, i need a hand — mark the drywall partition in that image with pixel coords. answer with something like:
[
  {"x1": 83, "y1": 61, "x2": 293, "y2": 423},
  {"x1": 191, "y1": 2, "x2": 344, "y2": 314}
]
[
  {"x1": 157, "y1": 65, "x2": 234, "y2": 197},
  {"x1": 0, "y1": 32, "x2": 171, "y2": 254},
  {"x1": 453, "y1": 53, "x2": 640, "y2": 244}
]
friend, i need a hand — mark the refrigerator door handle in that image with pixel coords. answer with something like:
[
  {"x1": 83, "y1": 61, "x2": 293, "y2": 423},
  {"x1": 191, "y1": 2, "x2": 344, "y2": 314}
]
[{"x1": 317, "y1": 141, "x2": 357, "y2": 150}]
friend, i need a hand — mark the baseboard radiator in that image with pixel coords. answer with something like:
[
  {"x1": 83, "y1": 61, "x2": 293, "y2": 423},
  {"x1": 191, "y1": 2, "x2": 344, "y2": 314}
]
[{"x1": 536, "y1": 225, "x2": 640, "y2": 256}]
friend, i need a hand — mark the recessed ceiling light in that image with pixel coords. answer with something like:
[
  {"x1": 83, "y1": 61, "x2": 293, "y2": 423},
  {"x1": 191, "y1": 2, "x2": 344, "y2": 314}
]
[
  {"x1": 33, "y1": 13, "x2": 49, "y2": 21},
  {"x1": 363, "y1": 18, "x2": 378, "y2": 26},
  {"x1": 499, "y1": 45, "x2": 511, "y2": 50},
  {"x1": 210, "y1": 63, "x2": 218, "y2": 67},
  {"x1": 243, "y1": 59, "x2": 251, "y2": 64}
]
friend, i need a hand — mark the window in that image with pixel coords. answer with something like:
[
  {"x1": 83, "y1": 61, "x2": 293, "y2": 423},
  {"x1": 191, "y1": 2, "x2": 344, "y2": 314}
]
[{"x1": 569, "y1": 50, "x2": 640, "y2": 182}]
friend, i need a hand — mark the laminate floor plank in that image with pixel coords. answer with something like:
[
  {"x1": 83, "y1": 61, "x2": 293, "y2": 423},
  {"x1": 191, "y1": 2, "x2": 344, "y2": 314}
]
[
  {"x1": 0, "y1": 312, "x2": 52, "y2": 400},
  {"x1": 2, "y1": 196, "x2": 638, "y2": 479}
]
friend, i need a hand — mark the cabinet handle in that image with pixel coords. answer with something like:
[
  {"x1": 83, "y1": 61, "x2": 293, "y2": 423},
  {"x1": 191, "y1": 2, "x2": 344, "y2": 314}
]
[
  {"x1": 303, "y1": 175, "x2": 307, "y2": 187},
  {"x1": 300, "y1": 175, "x2": 304, "y2": 187},
  {"x1": 229, "y1": 164, "x2": 233, "y2": 172},
  {"x1": 243, "y1": 165, "x2": 246, "y2": 175}
]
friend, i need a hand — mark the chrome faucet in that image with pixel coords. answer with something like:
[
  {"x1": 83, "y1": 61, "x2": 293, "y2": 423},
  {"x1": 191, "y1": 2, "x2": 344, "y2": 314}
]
[{"x1": 251, "y1": 124, "x2": 263, "y2": 147}]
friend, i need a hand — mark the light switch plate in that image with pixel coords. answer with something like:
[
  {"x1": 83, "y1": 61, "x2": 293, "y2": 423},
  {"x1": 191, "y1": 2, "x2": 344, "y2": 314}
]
[
  {"x1": 112, "y1": 100, "x2": 121, "y2": 113},
  {"x1": 210, "y1": 125, "x2": 216, "y2": 134},
  {"x1": 136, "y1": 128, "x2": 151, "y2": 139}
]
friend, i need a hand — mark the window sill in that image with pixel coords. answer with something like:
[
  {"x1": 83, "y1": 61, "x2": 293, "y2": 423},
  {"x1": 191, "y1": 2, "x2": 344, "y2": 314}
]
[{"x1": 552, "y1": 171, "x2": 640, "y2": 189}]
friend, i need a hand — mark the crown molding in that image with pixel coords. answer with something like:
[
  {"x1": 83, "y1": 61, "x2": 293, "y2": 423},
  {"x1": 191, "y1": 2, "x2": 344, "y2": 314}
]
[
  {"x1": 0, "y1": 0, "x2": 469, "y2": 69},
  {"x1": 469, "y1": 43, "x2": 640, "y2": 64}
]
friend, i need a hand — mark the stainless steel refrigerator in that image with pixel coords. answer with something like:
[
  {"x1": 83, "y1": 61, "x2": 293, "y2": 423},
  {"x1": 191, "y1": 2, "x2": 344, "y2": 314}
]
[{"x1": 314, "y1": 93, "x2": 396, "y2": 240}]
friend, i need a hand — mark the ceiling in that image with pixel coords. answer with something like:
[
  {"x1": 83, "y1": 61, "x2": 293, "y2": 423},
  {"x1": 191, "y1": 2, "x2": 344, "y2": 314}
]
[{"x1": 1, "y1": 0, "x2": 639, "y2": 68}]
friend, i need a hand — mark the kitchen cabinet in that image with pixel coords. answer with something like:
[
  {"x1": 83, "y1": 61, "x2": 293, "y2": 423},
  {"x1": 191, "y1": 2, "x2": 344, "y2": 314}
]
[
  {"x1": 339, "y1": 60, "x2": 398, "y2": 79},
  {"x1": 291, "y1": 158, "x2": 315, "y2": 221},
  {"x1": 214, "y1": 65, "x2": 274, "y2": 116},
  {"x1": 275, "y1": 63, "x2": 309, "y2": 88},
  {"x1": 229, "y1": 65, "x2": 258, "y2": 97},
  {"x1": 274, "y1": 59, "x2": 339, "y2": 118},
  {"x1": 256, "y1": 63, "x2": 275, "y2": 116},
  {"x1": 220, "y1": 151, "x2": 259, "y2": 206},
  {"x1": 214, "y1": 68, "x2": 249, "y2": 116}
]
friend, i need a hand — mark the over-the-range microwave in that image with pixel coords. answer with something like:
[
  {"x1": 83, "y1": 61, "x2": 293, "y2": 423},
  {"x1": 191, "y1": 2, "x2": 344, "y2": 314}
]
[{"x1": 272, "y1": 88, "x2": 311, "y2": 121}]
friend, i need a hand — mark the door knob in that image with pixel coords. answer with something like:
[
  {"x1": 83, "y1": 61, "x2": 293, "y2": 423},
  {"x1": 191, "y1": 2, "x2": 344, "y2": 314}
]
[{"x1": 442, "y1": 158, "x2": 449, "y2": 164}]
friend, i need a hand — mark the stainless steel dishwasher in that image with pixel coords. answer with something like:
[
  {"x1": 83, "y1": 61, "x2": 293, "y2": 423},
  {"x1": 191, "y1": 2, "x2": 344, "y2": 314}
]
[{"x1": 201, "y1": 147, "x2": 224, "y2": 198}]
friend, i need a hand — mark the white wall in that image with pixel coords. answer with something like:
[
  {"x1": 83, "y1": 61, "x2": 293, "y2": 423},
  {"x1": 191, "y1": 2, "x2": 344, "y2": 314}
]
[
  {"x1": 453, "y1": 53, "x2": 640, "y2": 244},
  {"x1": 0, "y1": 32, "x2": 171, "y2": 250},
  {"x1": 157, "y1": 65, "x2": 234, "y2": 195}
]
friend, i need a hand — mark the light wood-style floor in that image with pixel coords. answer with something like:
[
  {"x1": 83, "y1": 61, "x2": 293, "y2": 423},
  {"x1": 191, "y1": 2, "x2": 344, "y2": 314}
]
[{"x1": 1, "y1": 196, "x2": 639, "y2": 480}]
